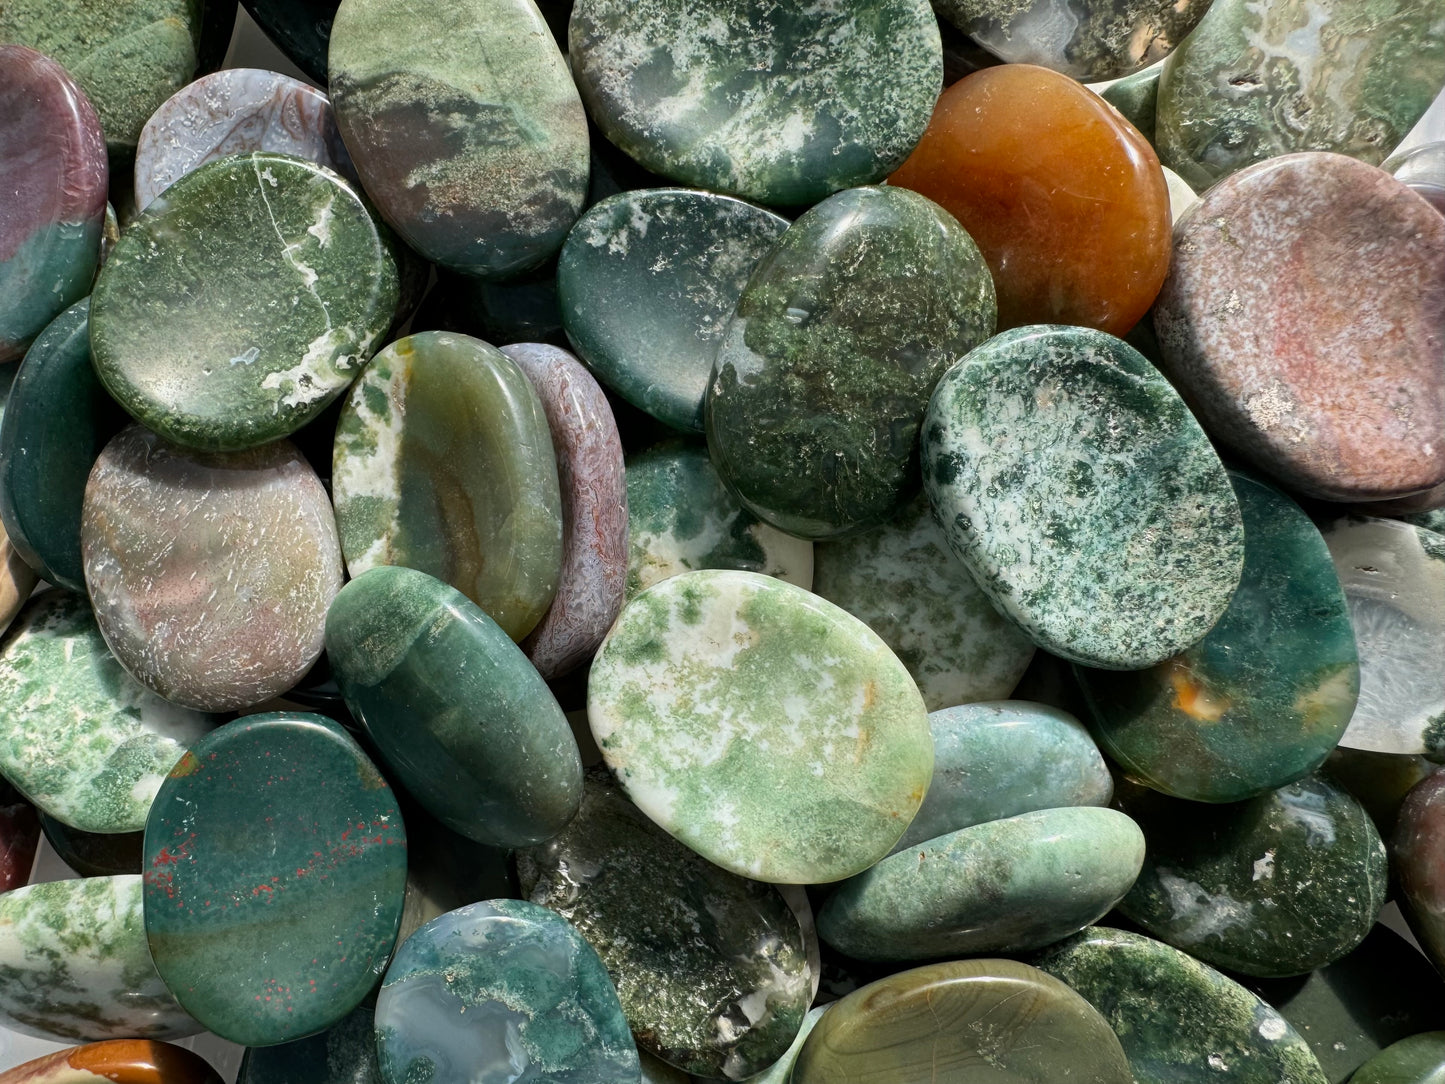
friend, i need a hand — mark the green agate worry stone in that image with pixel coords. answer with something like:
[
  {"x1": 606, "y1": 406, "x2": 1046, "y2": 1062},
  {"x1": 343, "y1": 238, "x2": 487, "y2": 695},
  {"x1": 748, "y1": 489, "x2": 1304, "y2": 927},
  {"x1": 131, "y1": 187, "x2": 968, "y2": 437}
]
[
  {"x1": 375, "y1": 899, "x2": 639, "y2": 1084},
  {"x1": 1033, "y1": 927, "x2": 1328, "y2": 1084},
  {"x1": 1117, "y1": 774, "x2": 1388, "y2": 978},
  {"x1": 589, "y1": 570, "x2": 932, "y2": 883},
  {"x1": 922, "y1": 324, "x2": 1244, "y2": 669},
  {"x1": 326, "y1": 566, "x2": 583, "y2": 848},
  {"x1": 1074, "y1": 472, "x2": 1359, "y2": 803},
  {"x1": 517, "y1": 774, "x2": 810, "y2": 1079},
  {"x1": 142, "y1": 713, "x2": 407, "y2": 1047},
  {"x1": 90, "y1": 152, "x2": 398, "y2": 452},
  {"x1": 1101, "y1": 64, "x2": 1161, "y2": 144},
  {"x1": 1352, "y1": 1033, "x2": 1445, "y2": 1084},
  {"x1": 332, "y1": 331, "x2": 564, "y2": 641},
  {"x1": 558, "y1": 189, "x2": 788, "y2": 433},
  {"x1": 792, "y1": 959, "x2": 1134, "y2": 1084},
  {"x1": 707, "y1": 185, "x2": 997, "y2": 539},
  {"x1": 237, "y1": 1000, "x2": 383, "y2": 1084},
  {"x1": 812, "y1": 496, "x2": 1034, "y2": 712}
]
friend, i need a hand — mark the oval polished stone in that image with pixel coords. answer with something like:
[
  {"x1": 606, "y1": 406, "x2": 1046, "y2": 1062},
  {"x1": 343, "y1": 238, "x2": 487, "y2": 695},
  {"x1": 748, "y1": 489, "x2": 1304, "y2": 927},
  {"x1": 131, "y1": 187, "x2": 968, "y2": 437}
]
[
  {"x1": 332, "y1": 332, "x2": 564, "y2": 641},
  {"x1": 589, "y1": 570, "x2": 932, "y2": 884},
  {"x1": 1075, "y1": 472, "x2": 1359, "y2": 803},
  {"x1": 81, "y1": 425, "x2": 344, "y2": 712},
  {"x1": 1352, "y1": 1033, "x2": 1445, "y2": 1084},
  {"x1": 1154, "y1": 153, "x2": 1445, "y2": 502},
  {"x1": 748, "y1": 1006, "x2": 826, "y2": 1084},
  {"x1": 1393, "y1": 771, "x2": 1445, "y2": 976},
  {"x1": 0, "y1": 780, "x2": 40, "y2": 895},
  {"x1": 0, "y1": 1040, "x2": 223, "y2": 1084},
  {"x1": 792, "y1": 960, "x2": 1134, "y2": 1084},
  {"x1": 240, "y1": 0, "x2": 337, "y2": 84},
  {"x1": 237, "y1": 1000, "x2": 382, "y2": 1084},
  {"x1": 707, "y1": 185, "x2": 997, "y2": 540},
  {"x1": 376, "y1": 899, "x2": 639, "y2": 1084},
  {"x1": 923, "y1": 325, "x2": 1244, "y2": 669},
  {"x1": 39, "y1": 815, "x2": 144, "y2": 878},
  {"x1": 890, "y1": 64, "x2": 1170, "y2": 334},
  {"x1": 1117, "y1": 774, "x2": 1388, "y2": 978},
  {"x1": 143, "y1": 713, "x2": 407, "y2": 1047},
  {"x1": 329, "y1": 0, "x2": 588, "y2": 279},
  {"x1": 0, "y1": 45, "x2": 107, "y2": 364}
]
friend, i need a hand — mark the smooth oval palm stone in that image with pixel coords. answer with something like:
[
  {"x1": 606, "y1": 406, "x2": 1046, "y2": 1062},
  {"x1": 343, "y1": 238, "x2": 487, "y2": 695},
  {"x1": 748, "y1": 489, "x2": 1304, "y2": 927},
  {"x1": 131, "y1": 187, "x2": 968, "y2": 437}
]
[
  {"x1": 517, "y1": 775, "x2": 810, "y2": 1079},
  {"x1": 40, "y1": 814, "x2": 144, "y2": 878},
  {"x1": 707, "y1": 185, "x2": 997, "y2": 540},
  {"x1": 0, "y1": 46, "x2": 107, "y2": 364},
  {"x1": 1393, "y1": 771, "x2": 1445, "y2": 976},
  {"x1": 328, "y1": 0, "x2": 588, "y2": 279},
  {"x1": 326, "y1": 566, "x2": 583, "y2": 848},
  {"x1": 142, "y1": 712, "x2": 407, "y2": 1047},
  {"x1": 817, "y1": 807, "x2": 1144, "y2": 961},
  {"x1": 81, "y1": 425, "x2": 344, "y2": 712},
  {"x1": 626, "y1": 442, "x2": 812, "y2": 600},
  {"x1": 90, "y1": 152, "x2": 398, "y2": 452},
  {"x1": 237, "y1": 1000, "x2": 382, "y2": 1084},
  {"x1": 892, "y1": 700, "x2": 1112, "y2": 854},
  {"x1": 558, "y1": 189, "x2": 788, "y2": 433},
  {"x1": 1352, "y1": 1033, "x2": 1445, "y2": 1084},
  {"x1": 240, "y1": 0, "x2": 338, "y2": 84},
  {"x1": 1117, "y1": 774, "x2": 1388, "y2": 978},
  {"x1": 332, "y1": 332, "x2": 563, "y2": 641},
  {"x1": 792, "y1": 959, "x2": 1133, "y2": 1084},
  {"x1": 1033, "y1": 927, "x2": 1328, "y2": 1084},
  {"x1": 922, "y1": 324, "x2": 1244, "y2": 669},
  {"x1": 375, "y1": 899, "x2": 638, "y2": 1084},
  {"x1": 2, "y1": 1040, "x2": 224, "y2": 1083},
  {"x1": 1075, "y1": 472, "x2": 1359, "y2": 803},
  {"x1": 812, "y1": 496, "x2": 1033, "y2": 712},
  {"x1": 589, "y1": 570, "x2": 932, "y2": 883},
  {"x1": 570, "y1": 0, "x2": 940, "y2": 206}
]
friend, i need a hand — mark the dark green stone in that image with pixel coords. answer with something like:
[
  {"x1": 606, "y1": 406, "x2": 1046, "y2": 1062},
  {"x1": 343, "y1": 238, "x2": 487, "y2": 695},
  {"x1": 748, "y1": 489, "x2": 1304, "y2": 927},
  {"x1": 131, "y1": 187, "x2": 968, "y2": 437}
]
[
  {"x1": 1325, "y1": 746, "x2": 1435, "y2": 838},
  {"x1": 40, "y1": 812, "x2": 143, "y2": 877},
  {"x1": 1102, "y1": 64, "x2": 1160, "y2": 143},
  {"x1": 239, "y1": 0, "x2": 338, "y2": 84},
  {"x1": 238, "y1": 999, "x2": 383, "y2": 1084},
  {"x1": 1351, "y1": 1033, "x2": 1445, "y2": 1084}
]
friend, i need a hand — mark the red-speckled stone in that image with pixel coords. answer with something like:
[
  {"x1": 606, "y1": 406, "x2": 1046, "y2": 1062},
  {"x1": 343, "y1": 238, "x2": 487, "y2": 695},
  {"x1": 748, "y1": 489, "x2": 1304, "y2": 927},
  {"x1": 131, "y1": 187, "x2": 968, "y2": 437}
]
[
  {"x1": 1394, "y1": 770, "x2": 1445, "y2": 974},
  {"x1": 0, "y1": 1039, "x2": 223, "y2": 1083}
]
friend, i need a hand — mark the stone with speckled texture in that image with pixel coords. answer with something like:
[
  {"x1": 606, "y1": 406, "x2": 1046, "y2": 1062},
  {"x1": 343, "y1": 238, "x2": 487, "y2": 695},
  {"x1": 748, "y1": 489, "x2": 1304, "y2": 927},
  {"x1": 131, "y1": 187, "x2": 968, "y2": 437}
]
[{"x1": 0, "y1": 1040, "x2": 223, "y2": 1083}]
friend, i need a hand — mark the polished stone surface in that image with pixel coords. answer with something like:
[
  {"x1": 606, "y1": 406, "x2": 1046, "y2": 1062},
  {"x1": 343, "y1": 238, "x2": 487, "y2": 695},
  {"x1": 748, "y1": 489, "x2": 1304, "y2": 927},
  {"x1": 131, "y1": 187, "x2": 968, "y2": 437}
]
[
  {"x1": 236, "y1": 1000, "x2": 382, "y2": 1084},
  {"x1": 1387, "y1": 141, "x2": 1445, "y2": 215},
  {"x1": 1393, "y1": 771, "x2": 1445, "y2": 975},
  {"x1": 0, "y1": 780, "x2": 40, "y2": 894},
  {"x1": 747, "y1": 1006, "x2": 825, "y2": 1084},
  {"x1": 1101, "y1": 63, "x2": 1161, "y2": 142},
  {"x1": 1351, "y1": 1033, "x2": 1445, "y2": 1084},
  {"x1": 240, "y1": 0, "x2": 337, "y2": 83},
  {"x1": 1326, "y1": 747, "x2": 1436, "y2": 840},
  {"x1": 39, "y1": 815, "x2": 143, "y2": 878},
  {"x1": 0, "y1": 1039, "x2": 224, "y2": 1083},
  {"x1": 0, "y1": 526, "x2": 38, "y2": 646}
]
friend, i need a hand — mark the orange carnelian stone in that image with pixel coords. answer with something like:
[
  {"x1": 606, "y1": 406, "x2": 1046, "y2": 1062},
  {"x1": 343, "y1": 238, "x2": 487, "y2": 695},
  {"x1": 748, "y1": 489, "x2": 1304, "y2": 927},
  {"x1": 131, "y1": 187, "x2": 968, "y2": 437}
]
[{"x1": 890, "y1": 64, "x2": 1170, "y2": 335}]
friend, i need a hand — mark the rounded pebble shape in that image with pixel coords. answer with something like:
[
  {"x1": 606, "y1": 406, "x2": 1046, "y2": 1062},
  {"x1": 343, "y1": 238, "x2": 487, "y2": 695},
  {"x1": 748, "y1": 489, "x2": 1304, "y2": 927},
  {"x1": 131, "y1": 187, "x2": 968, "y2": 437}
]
[
  {"x1": 1393, "y1": 771, "x2": 1445, "y2": 977},
  {"x1": 0, "y1": 45, "x2": 107, "y2": 364},
  {"x1": 557, "y1": 189, "x2": 788, "y2": 433},
  {"x1": 326, "y1": 566, "x2": 584, "y2": 848},
  {"x1": 1322, "y1": 517, "x2": 1445, "y2": 755},
  {"x1": 1352, "y1": 1033, "x2": 1445, "y2": 1084},
  {"x1": 746, "y1": 1005, "x2": 826, "y2": 1084},
  {"x1": 142, "y1": 712, "x2": 407, "y2": 1047},
  {"x1": 589, "y1": 569, "x2": 933, "y2": 884},
  {"x1": 332, "y1": 331, "x2": 564, "y2": 642},
  {"x1": 503, "y1": 343, "x2": 629, "y2": 679},
  {"x1": 1075, "y1": 472, "x2": 1360, "y2": 803},
  {"x1": 1033, "y1": 926, "x2": 1328, "y2": 1084},
  {"x1": 1387, "y1": 141, "x2": 1445, "y2": 215},
  {"x1": 812, "y1": 496, "x2": 1034, "y2": 713},
  {"x1": 0, "y1": 591, "x2": 220, "y2": 834},
  {"x1": 625, "y1": 441, "x2": 812, "y2": 600},
  {"x1": 328, "y1": 0, "x2": 589, "y2": 279},
  {"x1": 0, "y1": 525, "x2": 39, "y2": 644},
  {"x1": 375, "y1": 898, "x2": 639, "y2": 1084},
  {"x1": 517, "y1": 775, "x2": 810, "y2": 1079},
  {"x1": 0, "y1": 780, "x2": 41, "y2": 895},
  {"x1": 1153, "y1": 153, "x2": 1445, "y2": 502},
  {"x1": 39, "y1": 814, "x2": 144, "y2": 878},
  {"x1": 81, "y1": 424, "x2": 344, "y2": 712},
  {"x1": 1101, "y1": 63, "x2": 1161, "y2": 142},
  {"x1": 890, "y1": 64, "x2": 1170, "y2": 335},
  {"x1": 134, "y1": 68, "x2": 354, "y2": 210},
  {"x1": 707, "y1": 185, "x2": 998, "y2": 540},
  {"x1": 1117, "y1": 773, "x2": 1389, "y2": 978},
  {"x1": 569, "y1": 0, "x2": 941, "y2": 206},
  {"x1": 791, "y1": 959, "x2": 1134, "y2": 1084},
  {"x1": 922, "y1": 324, "x2": 1245, "y2": 669},
  {"x1": 1, "y1": 1039, "x2": 224, "y2": 1083},
  {"x1": 892, "y1": 700, "x2": 1113, "y2": 854},
  {"x1": 816, "y1": 806, "x2": 1145, "y2": 961},
  {"x1": 239, "y1": 0, "x2": 337, "y2": 83},
  {"x1": 237, "y1": 1000, "x2": 383, "y2": 1084}
]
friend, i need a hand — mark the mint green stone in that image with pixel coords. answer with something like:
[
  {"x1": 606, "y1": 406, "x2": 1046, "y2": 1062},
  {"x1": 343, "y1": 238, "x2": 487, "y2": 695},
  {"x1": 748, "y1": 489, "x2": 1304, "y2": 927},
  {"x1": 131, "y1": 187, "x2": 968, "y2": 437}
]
[{"x1": 1352, "y1": 1033, "x2": 1445, "y2": 1084}]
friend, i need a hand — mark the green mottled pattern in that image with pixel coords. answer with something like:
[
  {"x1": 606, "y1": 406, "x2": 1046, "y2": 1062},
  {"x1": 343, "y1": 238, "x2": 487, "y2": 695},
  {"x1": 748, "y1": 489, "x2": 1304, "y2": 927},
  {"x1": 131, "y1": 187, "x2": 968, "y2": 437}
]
[
  {"x1": 1155, "y1": 0, "x2": 1445, "y2": 190},
  {"x1": 1101, "y1": 63, "x2": 1161, "y2": 143},
  {"x1": 589, "y1": 569, "x2": 932, "y2": 884},
  {"x1": 237, "y1": 1000, "x2": 384, "y2": 1083},
  {"x1": 0, "y1": 875, "x2": 196, "y2": 1042},
  {"x1": 1405, "y1": 509, "x2": 1445, "y2": 535},
  {"x1": 812, "y1": 496, "x2": 1033, "y2": 712},
  {"x1": 1352, "y1": 1033, "x2": 1445, "y2": 1084},
  {"x1": 0, "y1": 222, "x2": 99, "y2": 362},
  {"x1": 90, "y1": 152, "x2": 398, "y2": 451},
  {"x1": 748, "y1": 1006, "x2": 826, "y2": 1084},
  {"x1": 0, "y1": 591, "x2": 218, "y2": 834},
  {"x1": 708, "y1": 186, "x2": 997, "y2": 539},
  {"x1": 922, "y1": 324, "x2": 1245, "y2": 669}
]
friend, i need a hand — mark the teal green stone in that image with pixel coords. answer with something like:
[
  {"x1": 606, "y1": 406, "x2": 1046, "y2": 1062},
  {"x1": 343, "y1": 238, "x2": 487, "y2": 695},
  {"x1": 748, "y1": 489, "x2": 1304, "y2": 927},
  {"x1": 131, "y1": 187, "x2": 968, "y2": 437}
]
[
  {"x1": 90, "y1": 151, "x2": 399, "y2": 451},
  {"x1": 1405, "y1": 509, "x2": 1445, "y2": 535},
  {"x1": 1351, "y1": 1033, "x2": 1445, "y2": 1084},
  {"x1": 40, "y1": 813, "x2": 143, "y2": 877},
  {"x1": 1154, "y1": 0, "x2": 1445, "y2": 190},
  {"x1": 638, "y1": 1052, "x2": 689, "y2": 1084},
  {"x1": 922, "y1": 324, "x2": 1245, "y2": 669},
  {"x1": 707, "y1": 185, "x2": 997, "y2": 539},
  {"x1": 142, "y1": 712, "x2": 408, "y2": 1047},
  {"x1": 747, "y1": 1005, "x2": 826, "y2": 1084},
  {"x1": 558, "y1": 189, "x2": 788, "y2": 433},
  {"x1": 238, "y1": 1000, "x2": 383, "y2": 1084},
  {"x1": 0, "y1": 591, "x2": 219, "y2": 834},
  {"x1": 0, "y1": 222, "x2": 102, "y2": 366},
  {"x1": 1101, "y1": 64, "x2": 1160, "y2": 143},
  {"x1": 1074, "y1": 472, "x2": 1359, "y2": 803},
  {"x1": 1117, "y1": 774, "x2": 1388, "y2": 978},
  {"x1": 326, "y1": 565, "x2": 583, "y2": 848},
  {"x1": 332, "y1": 331, "x2": 564, "y2": 641}
]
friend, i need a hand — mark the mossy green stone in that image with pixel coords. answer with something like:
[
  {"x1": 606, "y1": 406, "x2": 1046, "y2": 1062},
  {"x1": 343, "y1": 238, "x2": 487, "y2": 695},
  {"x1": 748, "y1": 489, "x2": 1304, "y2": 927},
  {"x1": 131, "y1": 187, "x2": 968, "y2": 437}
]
[
  {"x1": 1101, "y1": 64, "x2": 1161, "y2": 143},
  {"x1": 1352, "y1": 1033, "x2": 1445, "y2": 1084}
]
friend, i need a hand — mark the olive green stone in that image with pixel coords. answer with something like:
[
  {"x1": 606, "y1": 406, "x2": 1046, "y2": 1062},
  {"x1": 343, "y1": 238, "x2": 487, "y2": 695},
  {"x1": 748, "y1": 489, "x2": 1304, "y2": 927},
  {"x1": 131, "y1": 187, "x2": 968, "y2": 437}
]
[
  {"x1": 1352, "y1": 1033, "x2": 1445, "y2": 1084},
  {"x1": 1325, "y1": 746, "x2": 1435, "y2": 839},
  {"x1": 748, "y1": 1006, "x2": 826, "y2": 1084},
  {"x1": 332, "y1": 331, "x2": 564, "y2": 641},
  {"x1": 1101, "y1": 63, "x2": 1161, "y2": 143}
]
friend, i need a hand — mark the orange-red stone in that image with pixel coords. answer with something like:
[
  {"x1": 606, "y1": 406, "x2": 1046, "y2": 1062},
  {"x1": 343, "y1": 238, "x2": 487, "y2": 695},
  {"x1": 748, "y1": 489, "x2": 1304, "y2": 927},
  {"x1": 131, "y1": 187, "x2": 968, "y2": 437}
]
[
  {"x1": 0, "y1": 1040, "x2": 222, "y2": 1083},
  {"x1": 889, "y1": 64, "x2": 1170, "y2": 335}
]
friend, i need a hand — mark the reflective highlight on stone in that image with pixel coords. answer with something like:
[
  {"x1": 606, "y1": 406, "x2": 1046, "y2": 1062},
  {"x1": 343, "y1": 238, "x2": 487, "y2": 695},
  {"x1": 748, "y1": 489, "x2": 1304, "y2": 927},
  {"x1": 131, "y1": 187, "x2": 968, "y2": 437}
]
[
  {"x1": 1392, "y1": 771, "x2": 1445, "y2": 977},
  {"x1": 1351, "y1": 1033, "x2": 1445, "y2": 1084},
  {"x1": 0, "y1": 1039, "x2": 223, "y2": 1083}
]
